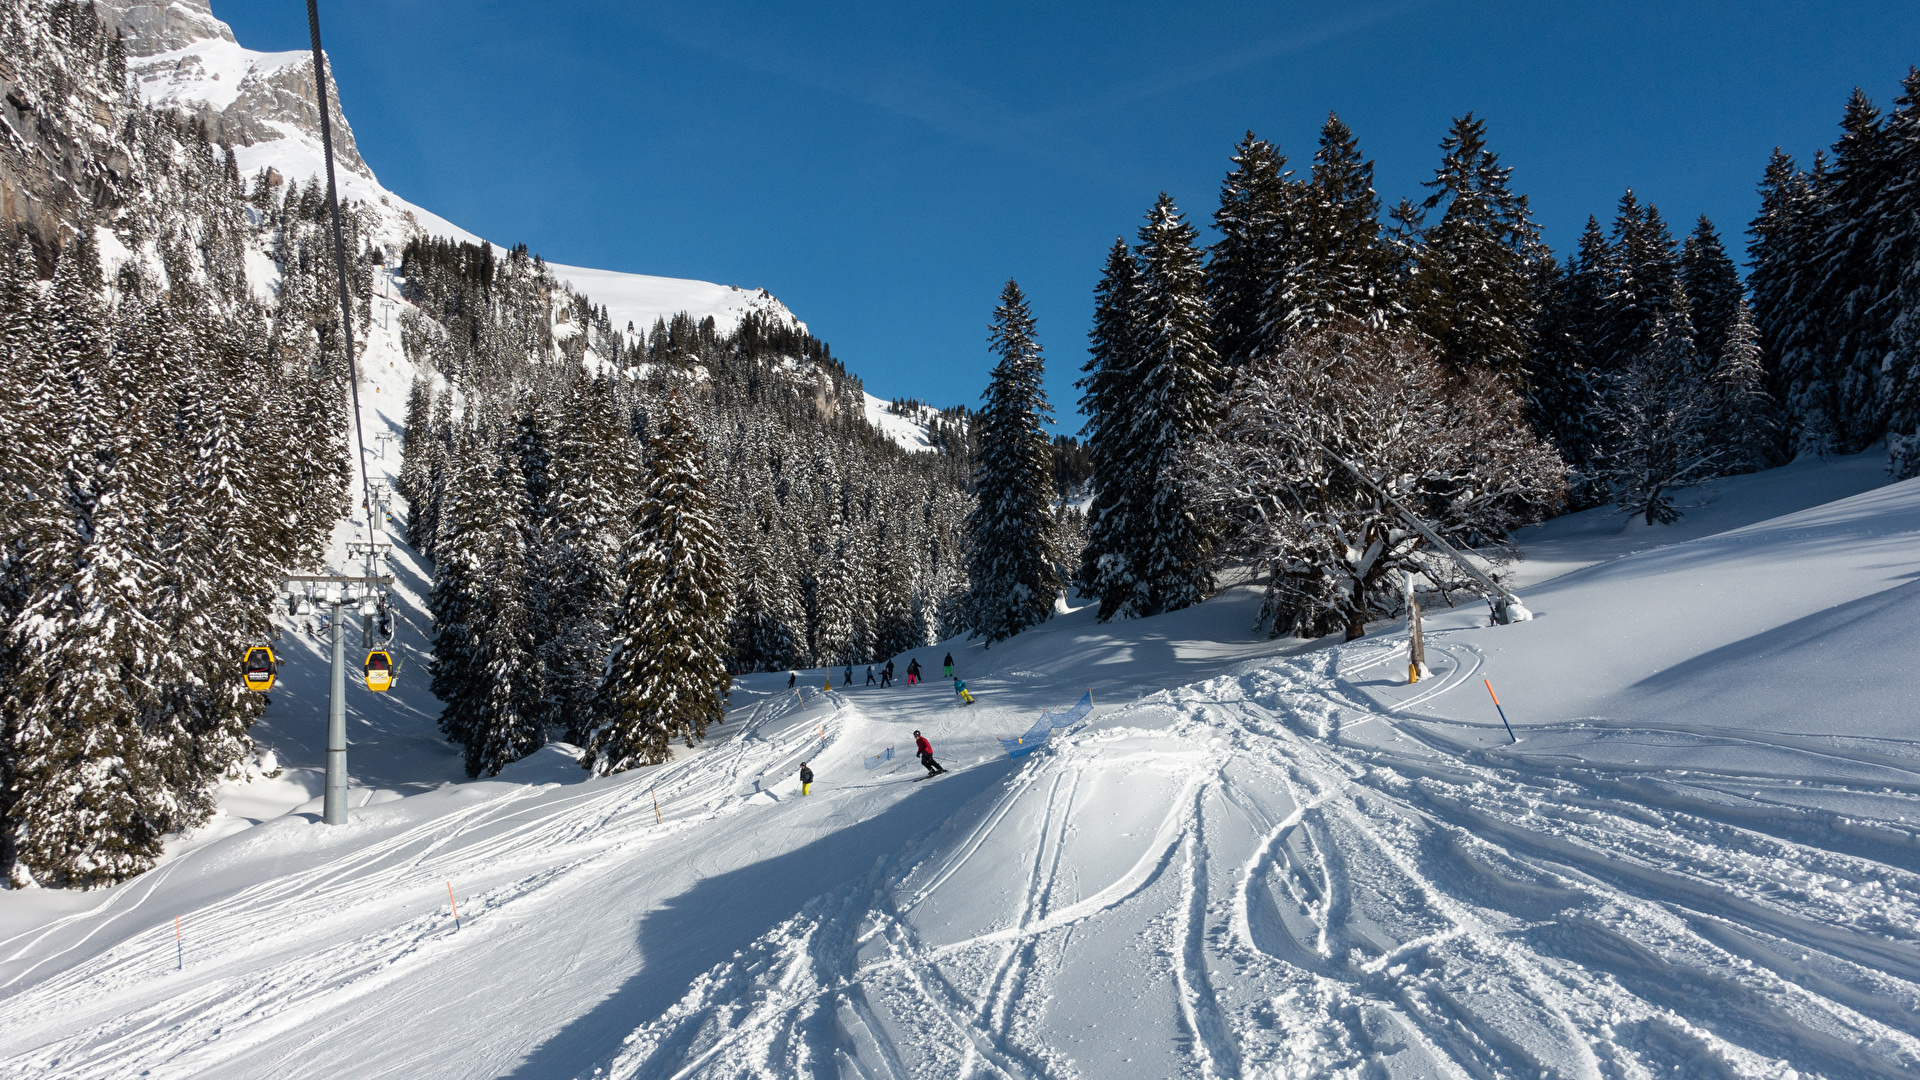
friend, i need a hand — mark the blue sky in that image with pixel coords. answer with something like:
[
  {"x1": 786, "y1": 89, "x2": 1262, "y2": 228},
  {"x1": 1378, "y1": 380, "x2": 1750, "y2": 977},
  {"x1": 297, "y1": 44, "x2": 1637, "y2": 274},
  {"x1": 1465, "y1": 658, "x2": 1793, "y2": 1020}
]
[{"x1": 232, "y1": 1, "x2": 1919, "y2": 428}]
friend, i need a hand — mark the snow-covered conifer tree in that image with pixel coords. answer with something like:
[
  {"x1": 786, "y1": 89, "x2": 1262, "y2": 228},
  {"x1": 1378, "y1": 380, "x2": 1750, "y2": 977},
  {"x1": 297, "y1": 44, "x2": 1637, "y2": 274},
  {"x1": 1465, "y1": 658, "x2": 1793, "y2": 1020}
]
[
  {"x1": 1078, "y1": 238, "x2": 1146, "y2": 618},
  {"x1": 1129, "y1": 194, "x2": 1221, "y2": 615},
  {"x1": 1209, "y1": 132, "x2": 1299, "y2": 370},
  {"x1": 1678, "y1": 216, "x2": 1744, "y2": 364},
  {"x1": 1282, "y1": 113, "x2": 1400, "y2": 338},
  {"x1": 1407, "y1": 114, "x2": 1541, "y2": 380},
  {"x1": 1599, "y1": 307, "x2": 1719, "y2": 525},
  {"x1": 585, "y1": 399, "x2": 733, "y2": 774},
  {"x1": 1709, "y1": 298, "x2": 1779, "y2": 476},
  {"x1": 966, "y1": 279, "x2": 1060, "y2": 643}
]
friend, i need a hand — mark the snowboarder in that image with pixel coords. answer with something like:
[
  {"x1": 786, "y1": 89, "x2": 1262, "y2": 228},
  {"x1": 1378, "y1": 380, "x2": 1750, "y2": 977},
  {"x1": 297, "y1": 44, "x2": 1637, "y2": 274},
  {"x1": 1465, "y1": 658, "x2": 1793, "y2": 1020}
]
[
  {"x1": 943, "y1": 652, "x2": 954, "y2": 678},
  {"x1": 913, "y1": 731, "x2": 946, "y2": 777},
  {"x1": 954, "y1": 676, "x2": 974, "y2": 705},
  {"x1": 799, "y1": 762, "x2": 813, "y2": 796},
  {"x1": 906, "y1": 658, "x2": 921, "y2": 685},
  {"x1": 843, "y1": 664, "x2": 853, "y2": 686},
  {"x1": 788, "y1": 671, "x2": 796, "y2": 690},
  {"x1": 866, "y1": 665, "x2": 877, "y2": 686}
]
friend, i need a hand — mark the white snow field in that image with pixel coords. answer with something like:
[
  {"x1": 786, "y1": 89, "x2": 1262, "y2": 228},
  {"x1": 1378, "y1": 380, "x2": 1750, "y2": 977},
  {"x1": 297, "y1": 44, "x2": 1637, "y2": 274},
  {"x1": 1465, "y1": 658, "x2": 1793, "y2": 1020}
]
[{"x1": 4, "y1": 449, "x2": 1920, "y2": 1079}]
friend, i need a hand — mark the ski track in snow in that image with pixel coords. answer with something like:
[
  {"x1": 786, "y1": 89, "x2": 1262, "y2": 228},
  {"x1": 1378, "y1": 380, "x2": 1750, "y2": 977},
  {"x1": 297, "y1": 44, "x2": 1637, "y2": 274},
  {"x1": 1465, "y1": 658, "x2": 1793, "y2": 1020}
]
[
  {"x1": 9, "y1": 486, "x2": 1920, "y2": 1076},
  {"x1": 9, "y1": 646, "x2": 1920, "y2": 1078},
  {"x1": 7, "y1": 638, "x2": 1920, "y2": 1078}
]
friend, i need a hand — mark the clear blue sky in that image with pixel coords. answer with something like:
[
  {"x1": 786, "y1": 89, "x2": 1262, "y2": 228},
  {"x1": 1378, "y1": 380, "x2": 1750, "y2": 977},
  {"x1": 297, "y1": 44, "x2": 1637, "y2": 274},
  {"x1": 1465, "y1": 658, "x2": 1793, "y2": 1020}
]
[{"x1": 230, "y1": 1, "x2": 1919, "y2": 428}]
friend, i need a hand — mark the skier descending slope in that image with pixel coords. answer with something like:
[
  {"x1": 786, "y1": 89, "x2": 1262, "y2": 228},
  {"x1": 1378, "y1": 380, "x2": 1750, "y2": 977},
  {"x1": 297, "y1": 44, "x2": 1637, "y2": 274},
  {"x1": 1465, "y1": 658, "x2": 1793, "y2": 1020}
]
[
  {"x1": 913, "y1": 731, "x2": 946, "y2": 777},
  {"x1": 954, "y1": 676, "x2": 974, "y2": 705},
  {"x1": 798, "y1": 762, "x2": 813, "y2": 796},
  {"x1": 943, "y1": 652, "x2": 954, "y2": 678}
]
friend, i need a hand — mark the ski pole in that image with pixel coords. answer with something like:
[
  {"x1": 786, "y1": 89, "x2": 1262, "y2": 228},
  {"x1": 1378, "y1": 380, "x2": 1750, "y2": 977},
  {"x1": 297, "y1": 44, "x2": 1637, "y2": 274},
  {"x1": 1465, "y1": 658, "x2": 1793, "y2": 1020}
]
[
  {"x1": 174, "y1": 916, "x2": 182, "y2": 971},
  {"x1": 448, "y1": 882, "x2": 461, "y2": 931},
  {"x1": 1483, "y1": 679, "x2": 1516, "y2": 744}
]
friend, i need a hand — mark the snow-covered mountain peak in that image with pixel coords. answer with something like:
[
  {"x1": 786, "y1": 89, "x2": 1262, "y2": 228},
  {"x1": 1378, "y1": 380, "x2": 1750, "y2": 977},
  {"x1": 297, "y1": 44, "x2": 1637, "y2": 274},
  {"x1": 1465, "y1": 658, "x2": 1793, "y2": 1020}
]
[
  {"x1": 92, "y1": 0, "x2": 233, "y2": 54},
  {"x1": 97, "y1": 0, "x2": 811, "y2": 339},
  {"x1": 98, "y1": 0, "x2": 372, "y2": 178}
]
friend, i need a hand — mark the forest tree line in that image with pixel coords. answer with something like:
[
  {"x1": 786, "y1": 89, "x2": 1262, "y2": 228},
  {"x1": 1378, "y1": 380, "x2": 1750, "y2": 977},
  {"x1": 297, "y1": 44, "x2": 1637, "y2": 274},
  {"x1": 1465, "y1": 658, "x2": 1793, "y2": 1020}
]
[{"x1": 966, "y1": 72, "x2": 1920, "y2": 646}]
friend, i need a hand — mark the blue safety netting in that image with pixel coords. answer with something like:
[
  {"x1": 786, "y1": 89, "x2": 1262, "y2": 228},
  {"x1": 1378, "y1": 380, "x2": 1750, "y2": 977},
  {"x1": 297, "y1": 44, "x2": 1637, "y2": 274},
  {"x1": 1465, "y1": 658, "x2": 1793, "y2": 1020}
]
[
  {"x1": 998, "y1": 691, "x2": 1095, "y2": 759},
  {"x1": 863, "y1": 746, "x2": 895, "y2": 770}
]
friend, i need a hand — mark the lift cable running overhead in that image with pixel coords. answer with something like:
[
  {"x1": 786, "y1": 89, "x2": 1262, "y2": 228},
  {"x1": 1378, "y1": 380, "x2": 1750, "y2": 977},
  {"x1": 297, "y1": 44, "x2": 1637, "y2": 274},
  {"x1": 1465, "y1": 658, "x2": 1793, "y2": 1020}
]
[{"x1": 305, "y1": 0, "x2": 376, "y2": 529}]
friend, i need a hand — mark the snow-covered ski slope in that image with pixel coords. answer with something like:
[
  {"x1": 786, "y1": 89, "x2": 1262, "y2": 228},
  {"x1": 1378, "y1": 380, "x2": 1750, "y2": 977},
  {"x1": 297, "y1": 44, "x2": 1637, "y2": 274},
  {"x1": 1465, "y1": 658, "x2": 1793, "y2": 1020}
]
[{"x1": 4, "y1": 453, "x2": 1920, "y2": 1079}]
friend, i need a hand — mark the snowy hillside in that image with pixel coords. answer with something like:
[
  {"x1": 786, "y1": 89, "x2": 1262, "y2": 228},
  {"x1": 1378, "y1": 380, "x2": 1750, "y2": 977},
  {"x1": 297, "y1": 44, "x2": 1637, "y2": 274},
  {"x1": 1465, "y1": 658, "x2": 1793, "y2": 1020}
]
[
  {"x1": 863, "y1": 393, "x2": 944, "y2": 453},
  {"x1": 104, "y1": 0, "x2": 805, "y2": 334},
  {"x1": 3, "y1": 451, "x2": 1918, "y2": 1078}
]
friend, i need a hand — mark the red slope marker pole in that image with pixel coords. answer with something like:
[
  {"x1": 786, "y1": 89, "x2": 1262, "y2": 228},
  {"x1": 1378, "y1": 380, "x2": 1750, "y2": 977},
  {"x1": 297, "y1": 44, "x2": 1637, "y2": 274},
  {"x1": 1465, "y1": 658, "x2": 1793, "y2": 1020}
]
[
  {"x1": 174, "y1": 915, "x2": 182, "y2": 970},
  {"x1": 1484, "y1": 679, "x2": 1517, "y2": 744},
  {"x1": 448, "y1": 882, "x2": 461, "y2": 931}
]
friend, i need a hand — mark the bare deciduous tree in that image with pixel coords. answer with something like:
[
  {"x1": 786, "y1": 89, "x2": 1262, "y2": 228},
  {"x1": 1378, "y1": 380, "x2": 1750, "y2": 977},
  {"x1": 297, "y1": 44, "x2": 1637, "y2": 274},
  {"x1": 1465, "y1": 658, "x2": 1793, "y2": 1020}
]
[{"x1": 1197, "y1": 320, "x2": 1565, "y2": 639}]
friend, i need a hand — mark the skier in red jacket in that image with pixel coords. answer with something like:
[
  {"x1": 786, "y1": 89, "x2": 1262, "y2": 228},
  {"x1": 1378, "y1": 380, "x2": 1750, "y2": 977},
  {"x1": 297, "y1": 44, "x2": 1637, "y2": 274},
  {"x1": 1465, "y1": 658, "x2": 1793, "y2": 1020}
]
[{"x1": 913, "y1": 730, "x2": 946, "y2": 777}]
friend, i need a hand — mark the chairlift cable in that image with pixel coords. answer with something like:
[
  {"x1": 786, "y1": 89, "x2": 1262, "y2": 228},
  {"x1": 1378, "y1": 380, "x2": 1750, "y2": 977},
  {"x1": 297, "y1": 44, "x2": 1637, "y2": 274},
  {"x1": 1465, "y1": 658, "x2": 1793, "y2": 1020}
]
[{"x1": 304, "y1": 0, "x2": 377, "y2": 541}]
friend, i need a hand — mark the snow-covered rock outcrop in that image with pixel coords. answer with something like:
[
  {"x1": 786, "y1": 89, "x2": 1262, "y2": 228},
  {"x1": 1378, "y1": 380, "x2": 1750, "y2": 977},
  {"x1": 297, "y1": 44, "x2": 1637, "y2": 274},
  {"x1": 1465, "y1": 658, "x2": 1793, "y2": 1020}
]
[{"x1": 93, "y1": 0, "x2": 807, "y2": 336}]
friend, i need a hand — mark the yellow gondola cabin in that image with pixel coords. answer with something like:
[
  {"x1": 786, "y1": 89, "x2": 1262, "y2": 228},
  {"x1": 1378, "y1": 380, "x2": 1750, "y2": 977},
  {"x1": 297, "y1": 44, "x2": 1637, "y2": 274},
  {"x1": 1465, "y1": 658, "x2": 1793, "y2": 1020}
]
[
  {"x1": 243, "y1": 646, "x2": 278, "y2": 693},
  {"x1": 363, "y1": 649, "x2": 394, "y2": 693}
]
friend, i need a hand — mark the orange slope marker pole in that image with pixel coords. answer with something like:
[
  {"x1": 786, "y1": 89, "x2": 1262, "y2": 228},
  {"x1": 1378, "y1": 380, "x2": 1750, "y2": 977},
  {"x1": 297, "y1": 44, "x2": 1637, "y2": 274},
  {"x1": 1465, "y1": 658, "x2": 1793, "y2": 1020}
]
[
  {"x1": 651, "y1": 786, "x2": 662, "y2": 825},
  {"x1": 174, "y1": 915, "x2": 182, "y2": 970},
  {"x1": 448, "y1": 882, "x2": 461, "y2": 931},
  {"x1": 1484, "y1": 679, "x2": 1517, "y2": 744}
]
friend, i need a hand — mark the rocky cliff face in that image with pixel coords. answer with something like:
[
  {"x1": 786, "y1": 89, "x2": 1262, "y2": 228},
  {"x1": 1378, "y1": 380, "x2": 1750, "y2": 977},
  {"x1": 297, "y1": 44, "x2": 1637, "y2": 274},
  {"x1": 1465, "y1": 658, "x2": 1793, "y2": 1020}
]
[
  {"x1": 98, "y1": 0, "x2": 368, "y2": 174},
  {"x1": 0, "y1": 3, "x2": 129, "y2": 251},
  {"x1": 0, "y1": 0, "x2": 371, "y2": 255}
]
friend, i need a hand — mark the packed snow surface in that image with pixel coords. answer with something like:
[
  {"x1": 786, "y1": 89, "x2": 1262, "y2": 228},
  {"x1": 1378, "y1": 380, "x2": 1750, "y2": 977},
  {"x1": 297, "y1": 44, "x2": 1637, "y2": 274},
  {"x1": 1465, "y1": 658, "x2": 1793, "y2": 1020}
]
[{"x1": 3, "y1": 449, "x2": 1920, "y2": 1078}]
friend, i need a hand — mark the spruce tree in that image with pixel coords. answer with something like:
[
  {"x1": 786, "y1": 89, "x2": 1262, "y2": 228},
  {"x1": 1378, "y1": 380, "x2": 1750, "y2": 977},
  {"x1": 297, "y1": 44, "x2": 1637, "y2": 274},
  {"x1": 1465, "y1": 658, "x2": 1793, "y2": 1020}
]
[
  {"x1": 1208, "y1": 132, "x2": 1299, "y2": 370},
  {"x1": 541, "y1": 372, "x2": 638, "y2": 742},
  {"x1": 1600, "y1": 307, "x2": 1719, "y2": 525},
  {"x1": 1813, "y1": 89, "x2": 1902, "y2": 451},
  {"x1": 1709, "y1": 298, "x2": 1779, "y2": 475},
  {"x1": 966, "y1": 279, "x2": 1061, "y2": 643},
  {"x1": 1283, "y1": 113, "x2": 1399, "y2": 338},
  {"x1": 1748, "y1": 150, "x2": 1831, "y2": 452},
  {"x1": 1596, "y1": 191, "x2": 1679, "y2": 370},
  {"x1": 1078, "y1": 238, "x2": 1146, "y2": 618},
  {"x1": 1678, "y1": 216, "x2": 1744, "y2": 364},
  {"x1": 585, "y1": 399, "x2": 733, "y2": 775},
  {"x1": 1408, "y1": 113, "x2": 1541, "y2": 379},
  {"x1": 1129, "y1": 194, "x2": 1222, "y2": 615},
  {"x1": 1882, "y1": 70, "x2": 1920, "y2": 447}
]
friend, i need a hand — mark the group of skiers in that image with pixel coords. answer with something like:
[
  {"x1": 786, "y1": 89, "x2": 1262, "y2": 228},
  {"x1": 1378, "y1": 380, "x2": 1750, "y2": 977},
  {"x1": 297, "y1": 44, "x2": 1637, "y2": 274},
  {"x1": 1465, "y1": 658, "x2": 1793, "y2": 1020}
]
[
  {"x1": 790, "y1": 652, "x2": 964, "y2": 797},
  {"x1": 784, "y1": 653, "x2": 968, "y2": 704}
]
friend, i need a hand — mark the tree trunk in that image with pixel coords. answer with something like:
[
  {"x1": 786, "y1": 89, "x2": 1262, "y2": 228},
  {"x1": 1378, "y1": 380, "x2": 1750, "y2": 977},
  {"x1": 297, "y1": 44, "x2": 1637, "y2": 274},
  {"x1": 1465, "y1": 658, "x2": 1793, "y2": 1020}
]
[{"x1": 1345, "y1": 615, "x2": 1366, "y2": 641}]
